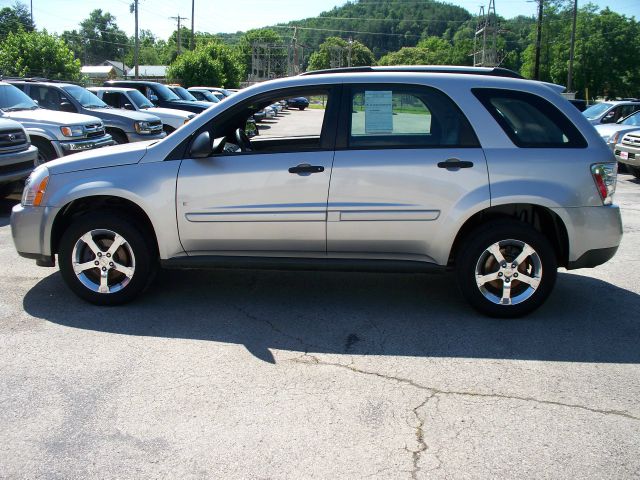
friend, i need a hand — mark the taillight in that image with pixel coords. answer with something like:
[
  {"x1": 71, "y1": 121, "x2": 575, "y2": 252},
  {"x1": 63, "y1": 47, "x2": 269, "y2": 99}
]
[{"x1": 591, "y1": 163, "x2": 617, "y2": 205}]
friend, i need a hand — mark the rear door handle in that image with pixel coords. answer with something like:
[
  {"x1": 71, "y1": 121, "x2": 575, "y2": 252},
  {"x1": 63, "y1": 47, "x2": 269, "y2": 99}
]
[
  {"x1": 437, "y1": 159, "x2": 474, "y2": 169},
  {"x1": 288, "y1": 163, "x2": 325, "y2": 175}
]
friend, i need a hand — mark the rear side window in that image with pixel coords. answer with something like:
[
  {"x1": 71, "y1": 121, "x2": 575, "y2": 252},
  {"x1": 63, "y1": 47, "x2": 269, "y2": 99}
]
[
  {"x1": 348, "y1": 85, "x2": 479, "y2": 148},
  {"x1": 102, "y1": 92, "x2": 123, "y2": 108},
  {"x1": 473, "y1": 88, "x2": 587, "y2": 148}
]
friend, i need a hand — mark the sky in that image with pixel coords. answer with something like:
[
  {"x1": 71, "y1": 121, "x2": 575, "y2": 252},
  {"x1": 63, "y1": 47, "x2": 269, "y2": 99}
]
[{"x1": 2, "y1": 0, "x2": 639, "y2": 41}]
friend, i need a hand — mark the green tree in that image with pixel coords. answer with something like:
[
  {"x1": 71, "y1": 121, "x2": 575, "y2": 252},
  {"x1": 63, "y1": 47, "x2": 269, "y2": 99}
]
[
  {"x1": 62, "y1": 9, "x2": 128, "y2": 64},
  {"x1": 167, "y1": 40, "x2": 243, "y2": 87},
  {"x1": 0, "y1": 29, "x2": 81, "y2": 80},
  {"x1": 307, "y1": 37, "x2": 375, "y2": 71},
  {"x1": 0, "y1": 1, "x2": 34, "y2": 41},
  {"x1": 378, "y1": 37, "x2": 459, "y2": 65}
]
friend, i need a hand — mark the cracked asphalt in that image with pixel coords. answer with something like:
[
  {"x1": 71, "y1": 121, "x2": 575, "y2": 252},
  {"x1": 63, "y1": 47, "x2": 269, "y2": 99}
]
[{"x1": 1, "y1": 174, "x2": 639, "y2": 479}]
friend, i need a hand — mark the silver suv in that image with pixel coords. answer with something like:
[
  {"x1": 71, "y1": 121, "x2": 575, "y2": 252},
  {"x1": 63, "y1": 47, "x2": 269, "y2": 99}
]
[{"x1": 10, "y1": 67, "x2": 622, "y2": 317}]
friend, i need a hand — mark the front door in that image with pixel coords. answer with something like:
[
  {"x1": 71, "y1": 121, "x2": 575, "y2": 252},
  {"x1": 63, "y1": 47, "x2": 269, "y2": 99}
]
[{"x1": 176, "y1": 87, "x2": 339, "y2": 256}]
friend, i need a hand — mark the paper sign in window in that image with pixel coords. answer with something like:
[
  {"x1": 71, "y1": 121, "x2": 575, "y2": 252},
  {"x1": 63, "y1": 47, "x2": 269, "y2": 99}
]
[{"x1": 365, "y1": 91, "x2": 393, "y2": 134}]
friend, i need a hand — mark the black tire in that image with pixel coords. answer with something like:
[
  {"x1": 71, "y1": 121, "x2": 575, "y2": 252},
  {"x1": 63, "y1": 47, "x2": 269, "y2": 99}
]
[
  {"x1": 0, "y1": 182, "x2": 19, "y2": 199},
  {"x1": 108, "y1": 130, "x2": 128, "y2": 144},
  {"x1": 298, "y1": 106, "x2": 306, "y2": 111},
  {"x1": 456, "y1": 219, "x2": 557, "y2": 318},
  {"x1": 31, "y1": 138, "x2": 57, "y2": 163},
  {"x1": 58, "y1": 212, "x2": 157, "y2": 305},
  {"x1": 163, "y1": 125, "x2": 175, "y2": 135},
  {"x1": 629, "y1": 166, "x2": 640, "y2": 179}
]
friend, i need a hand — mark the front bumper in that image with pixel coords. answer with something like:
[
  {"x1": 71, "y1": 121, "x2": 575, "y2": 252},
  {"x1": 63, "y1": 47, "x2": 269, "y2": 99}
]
[
  {"x1": 58, "y1": 135, "x2": 115, "y2": 155},
  {"x1": 614, "y1": 144, "x2": 640, "y2": 168},
  {"x1": 10, "y1": 203, "x2": 61, "y2": 267},
  {"x1": 125, "y1": 130, "x2": 166, "y2": 143},
  {"x1": 0, "y1": 145, "x2": 38, "y2": 184}
]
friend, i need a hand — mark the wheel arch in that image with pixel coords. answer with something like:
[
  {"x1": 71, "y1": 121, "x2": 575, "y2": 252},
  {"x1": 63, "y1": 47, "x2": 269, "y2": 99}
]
[
  {"x1": 105, "y1": 127, "x2": 128, "y2": 143},
  {"x1": 448, "y1": 203, "x2": 569, "y2": 268},
  {"x1": 50, "y1": 195, "x2": 159, "y2": 258}
]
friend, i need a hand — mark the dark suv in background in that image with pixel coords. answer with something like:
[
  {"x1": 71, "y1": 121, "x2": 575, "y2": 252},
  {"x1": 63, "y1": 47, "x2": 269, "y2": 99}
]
[{"x1": 103, "y1": 81, "x2": 211, "y2": 114}]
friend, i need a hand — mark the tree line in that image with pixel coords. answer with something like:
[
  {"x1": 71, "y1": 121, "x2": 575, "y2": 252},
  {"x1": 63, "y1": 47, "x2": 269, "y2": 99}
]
[{"x1": 0, "y1": 0, "x2": 638, "y2": 98}]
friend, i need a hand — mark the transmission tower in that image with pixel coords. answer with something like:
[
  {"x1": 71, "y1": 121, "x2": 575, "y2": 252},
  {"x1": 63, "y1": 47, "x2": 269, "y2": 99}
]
[{"x1": 473, "y1": 0, "x2": 498, "y2": 67}]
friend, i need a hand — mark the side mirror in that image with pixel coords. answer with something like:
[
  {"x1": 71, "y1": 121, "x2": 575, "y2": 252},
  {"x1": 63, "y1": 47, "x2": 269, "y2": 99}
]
[
  {"x1": 60, "y1": 101, "x2": 76, "y2": 113},
  {"x1": 189, "y1": 131, "x2": 212, "y2": 158},
  {"x1": 124, "y1": 103, "x2": 135, "y2": 110},
  {"x1": 149, "y1": 94, "x2": 159, "y2": 103}
]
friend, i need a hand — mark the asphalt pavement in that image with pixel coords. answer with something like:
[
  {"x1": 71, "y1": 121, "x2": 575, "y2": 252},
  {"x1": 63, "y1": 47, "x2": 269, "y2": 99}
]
[{"x1": 0, "y1": 175, "x2": 639, "y2": 479}]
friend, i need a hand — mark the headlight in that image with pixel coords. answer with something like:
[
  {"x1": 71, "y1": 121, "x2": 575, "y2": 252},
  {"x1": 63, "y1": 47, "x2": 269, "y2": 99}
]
[
  {"x1": 60, "y1": 125, "x2": 84, "y2": 137},
  {"x1": 135, "y1": 121, "x2": 156, "y2": 134},
  {"x1": 21, "y1": 166, "x2": 50, "y2": 207}
]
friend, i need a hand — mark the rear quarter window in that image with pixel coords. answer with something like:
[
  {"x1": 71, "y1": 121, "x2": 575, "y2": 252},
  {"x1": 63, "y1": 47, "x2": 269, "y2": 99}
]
[{"x1": 473, "y1": 88, "x2": 587, "y2": 148}]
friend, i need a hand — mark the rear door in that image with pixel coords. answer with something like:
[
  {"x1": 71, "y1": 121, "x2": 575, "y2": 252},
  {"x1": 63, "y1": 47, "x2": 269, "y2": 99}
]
[{"x1": 327, "y1": 84, "x2": 489, "y2": 263}]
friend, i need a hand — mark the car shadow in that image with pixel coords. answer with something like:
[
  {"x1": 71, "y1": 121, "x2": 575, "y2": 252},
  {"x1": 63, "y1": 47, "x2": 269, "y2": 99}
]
[
  {"x1": 22, "y1": 268, "x2": 640, "y2": 364},
  {"x1": 0, "y1": 195, "x2": 19, "y2": 226}
]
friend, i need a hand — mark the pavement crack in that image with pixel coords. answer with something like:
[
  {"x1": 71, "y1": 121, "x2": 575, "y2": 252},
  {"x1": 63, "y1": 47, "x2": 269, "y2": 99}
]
[
  {"x1": 291, "y1": 355, "x2": 640, "y2": 422},
  {"x1": 408, "y1": 394, "x2": 436, "y2": 480}
]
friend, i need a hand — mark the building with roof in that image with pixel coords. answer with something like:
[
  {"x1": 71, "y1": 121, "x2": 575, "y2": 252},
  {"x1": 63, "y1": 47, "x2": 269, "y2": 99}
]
[
  {"x1": 125, "y1": 65, "x2": 168, "y2": 80},
  {"x1": 101, "y1": 60, "x2": 130, "y2": 77},
  {"x1": 81, "y1": 65, "x2": 117, "y2": 83}
]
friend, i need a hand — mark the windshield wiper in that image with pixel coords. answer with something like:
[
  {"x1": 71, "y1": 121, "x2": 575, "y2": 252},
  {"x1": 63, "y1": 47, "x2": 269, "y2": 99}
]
[
  {"x1": 85, "y1": 105, "x2": 109, "y2": 109},
  {"x1": 2, "y1": 106, "x2": 32, "y2": 112}
]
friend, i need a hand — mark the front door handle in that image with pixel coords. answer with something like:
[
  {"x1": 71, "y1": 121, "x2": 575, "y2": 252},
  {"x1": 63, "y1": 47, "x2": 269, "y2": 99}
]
[
  {"x1": 437, "y1": 159, "x2": 474, "y2": 169},
  {"x1": 288, "y1": 163, "x2": 325, "y2": 175}
]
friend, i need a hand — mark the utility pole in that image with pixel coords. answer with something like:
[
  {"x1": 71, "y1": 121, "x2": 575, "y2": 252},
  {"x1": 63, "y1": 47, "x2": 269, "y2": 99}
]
[
  {"x1": 190, "y1": 0, "x2": 195, "y2": 50},
  {"x1": 30, "y1": 0, "x2": 33, "y2": 24},
  {"x1": 170, "y1": 15, "x2": 188, "y2": 56},
  {"x1": 133, "y1": 0, "x2": 139, "y2": 79},
  {"x1": 534, "y1": 0, "x2": 544, "y2": 80},
  {"x1": 347, "y1": 37, "x2": 353, "y2": 67},
  {"x1": 567, "y1": 0, "x2": 578, "y2": 92}
]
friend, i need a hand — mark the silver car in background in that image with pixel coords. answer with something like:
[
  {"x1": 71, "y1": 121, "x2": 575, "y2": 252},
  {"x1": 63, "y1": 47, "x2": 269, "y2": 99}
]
[{"x1": 10, "y1": 67, "x2": 622, "y2": 317}]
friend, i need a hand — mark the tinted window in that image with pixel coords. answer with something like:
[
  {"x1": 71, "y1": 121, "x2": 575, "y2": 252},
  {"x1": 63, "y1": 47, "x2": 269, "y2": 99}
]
[
  {"x1": 102, "y1": 92, "x2": 122, "y2": 108},
  {"x1": 621, "y1": 111, "x2": 640, "y2": 126},
  {"x1": 63, "y1": 85, "x2": 107, "y2": 108},
  {"x1": 473, "y1": 88, "x2": 587, "y2": 148},
  {"x1": 583, "y1": 103, "x2": 612, "y2": 120},
  {"x1": 348, "y1": 85, "x2": 479, "y2": 148},
  {"x1": 26, "y1": 86, "x2": 74, "y2": 111}
]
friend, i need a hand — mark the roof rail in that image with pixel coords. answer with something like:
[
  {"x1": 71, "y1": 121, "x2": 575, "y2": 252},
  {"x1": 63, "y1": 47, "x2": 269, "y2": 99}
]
[
  {"x1": 300, "y1": 65, "x2": 524, "y2": 79},
  {"x1": 1, "y1": 76, "x2": 81, "y2": 85}
]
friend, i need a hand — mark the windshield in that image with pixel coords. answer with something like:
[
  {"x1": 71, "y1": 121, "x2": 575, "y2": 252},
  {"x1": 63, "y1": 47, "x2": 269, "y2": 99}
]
[
  {"x1": 621, "y1": 111, "x2": 640, "y2": 126},
  {"x1": 582, "y1": 103, "x2": 612, "y2": 120},
  {"x1": 171, "y1": 86, "x2": 198, "y2": 102},
  {"x1": 63, "y1": 85, "x2": 109, "y2": 108},
  {"x1": 128, "y1": 89, "x2": 154, "y2": 109},
  {"x1": 153, "y1": 83, "x2": 181, "y2": 101},
  {"x1": 0, "y1": 85, "x2": 38, "y2": 111}
]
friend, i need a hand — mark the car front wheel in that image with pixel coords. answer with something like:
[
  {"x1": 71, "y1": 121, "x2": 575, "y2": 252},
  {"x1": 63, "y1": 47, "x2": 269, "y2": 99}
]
[
  {"x1": 58, "y1": 213, "x2": 156, "y2": 305},
  {"x1": 456, "y1": 220, "x2": 557, "y2": 318}
]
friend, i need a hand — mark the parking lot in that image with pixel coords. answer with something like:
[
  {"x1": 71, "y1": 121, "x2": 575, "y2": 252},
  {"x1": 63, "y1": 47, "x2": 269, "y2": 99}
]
[{"x1": 1, "y1": 174, "x2": 639, "y2": 479}]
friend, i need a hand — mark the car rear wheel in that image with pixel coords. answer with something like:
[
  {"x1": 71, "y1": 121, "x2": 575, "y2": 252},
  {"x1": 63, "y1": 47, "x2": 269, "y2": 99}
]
[
  {"x1": 456, "y1": 220, "x2": 557, "y2": 318},
  {"x1": 58, "y1": 213, "x2": 157, "y2": 305}
]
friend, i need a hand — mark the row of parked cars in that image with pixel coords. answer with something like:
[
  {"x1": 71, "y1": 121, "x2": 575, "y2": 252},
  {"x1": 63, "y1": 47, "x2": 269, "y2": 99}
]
[
  {"x1": 0, "y1": 79, "x2": 238, "y2": 198},
  {"x1": 584, "y1": 98, "x2": 640, "y2": 178}
]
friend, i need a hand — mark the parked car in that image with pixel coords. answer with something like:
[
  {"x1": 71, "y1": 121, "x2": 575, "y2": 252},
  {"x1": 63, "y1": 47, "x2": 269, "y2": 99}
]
[
  {"x1": 9, "y1": 80, "x2": 165, "y2": 145},
  {"x1": 88, "y1": 87, "x2": 195, "y2": 134},
  {"x1": 582, "y1": 99, "x2": 640, "y2": 125},
  {"x1": 594, "y1": 110, "x2": 640, "y2": 151},
  {"x1": 186, "y1": 88, "x2": 221, "y2": 103},
  {"x1": 614, "y1": 131, "x2": 640, "y2": 178},
  {"x1": 11, "y1": 66, "x2": 622, "y2": 317},
  {"x1": 190, "y1": 87, "x2": 233, "y2": 101},
  {"x1": 103, "y1": 80, "x2": 212, "y2": 114},
  {"x1": 0, "y1": 81, "x2": 114, "y2": 162},
  {"x1": 287, "y1": 96, "x2": 310, "y2": 110},
  {"x1": 0, "y1": 117, "x2": 38, "y2": 198},
  {"x1": 168, "y1": 85, "x2": 212, "y2": 105}
]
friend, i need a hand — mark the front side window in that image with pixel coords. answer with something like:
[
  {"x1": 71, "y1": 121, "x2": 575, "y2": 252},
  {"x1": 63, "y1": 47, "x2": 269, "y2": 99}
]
[
  {"x1": 148, "y1": 84, "x2": 180, "y2": 102},
  {"x1": 128, "y1": 89, "x2": 154, "y2": 109},
  {"x1": 473, "y1": 88, "x2": 587, "y2": 148},
  {"x1": 102, "y1": 92, "x2": 123, "y2": 108},
  {"x1": 621, "y1": 111, "x2": 640, "y2": 126},
  {"x1": 348, "y1": 85, "x2": 478, "y2": 148}
]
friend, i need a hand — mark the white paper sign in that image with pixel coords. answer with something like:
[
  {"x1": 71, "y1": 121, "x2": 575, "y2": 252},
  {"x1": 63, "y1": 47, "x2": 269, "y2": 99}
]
[{"x1": 364, "y1": 90, "x2": 393, "y2": 134}]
